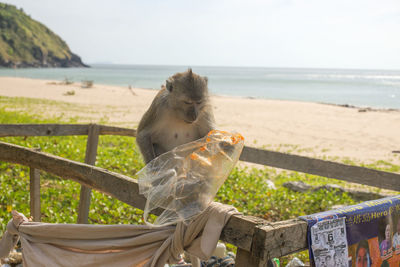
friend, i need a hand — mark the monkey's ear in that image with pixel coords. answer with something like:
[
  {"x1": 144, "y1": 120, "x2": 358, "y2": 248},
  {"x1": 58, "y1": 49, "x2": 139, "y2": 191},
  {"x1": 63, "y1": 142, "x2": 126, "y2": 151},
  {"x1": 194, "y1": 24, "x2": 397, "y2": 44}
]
[
  {"x1": 166, "y1": 78, "x2": 173, "y2": 92},
  {"x1": 204, "y1": 76, "x2": 208, "y2": 84}
]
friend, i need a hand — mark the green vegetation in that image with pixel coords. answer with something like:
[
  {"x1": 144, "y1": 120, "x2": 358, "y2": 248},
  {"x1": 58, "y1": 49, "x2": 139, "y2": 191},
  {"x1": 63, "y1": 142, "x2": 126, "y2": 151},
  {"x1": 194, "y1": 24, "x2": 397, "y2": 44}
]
[
  {"x1": 63, "y1": 90, "x2": 76, "y2": 96},
  {"x1": 0, "y1": 100, "x2": 399, "y2": 264},
  {"x1": 0, "y1": 3, "x2": 87, "y2": 67}
]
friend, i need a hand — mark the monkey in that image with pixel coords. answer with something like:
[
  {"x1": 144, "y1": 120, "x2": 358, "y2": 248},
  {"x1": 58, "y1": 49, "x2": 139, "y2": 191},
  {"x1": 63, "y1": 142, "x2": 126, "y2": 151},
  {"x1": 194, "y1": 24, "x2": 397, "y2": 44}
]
[{"x1": 136, "y1": 68, "x2": 216, "y2": 164}]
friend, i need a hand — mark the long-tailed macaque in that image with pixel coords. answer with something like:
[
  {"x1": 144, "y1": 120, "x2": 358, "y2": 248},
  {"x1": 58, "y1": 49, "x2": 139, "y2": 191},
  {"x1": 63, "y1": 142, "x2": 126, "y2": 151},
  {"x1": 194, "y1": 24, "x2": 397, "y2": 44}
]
[{"x1": 137, "y1": 69, "x2": 215, "y2": 163}]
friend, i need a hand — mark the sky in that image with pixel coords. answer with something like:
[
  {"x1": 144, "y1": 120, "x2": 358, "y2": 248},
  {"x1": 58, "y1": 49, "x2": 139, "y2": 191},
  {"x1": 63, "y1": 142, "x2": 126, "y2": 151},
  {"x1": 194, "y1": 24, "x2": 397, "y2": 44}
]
[{"x1": 3, "y1": 0, "x2": 400, "y2": 69}]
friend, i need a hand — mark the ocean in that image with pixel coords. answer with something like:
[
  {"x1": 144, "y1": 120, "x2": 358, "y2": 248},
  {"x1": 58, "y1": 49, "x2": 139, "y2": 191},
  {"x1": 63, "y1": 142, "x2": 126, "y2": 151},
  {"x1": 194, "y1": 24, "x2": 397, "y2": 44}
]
[{"x1": 1, "y1": 64, "x2": 399, "y2": 109}]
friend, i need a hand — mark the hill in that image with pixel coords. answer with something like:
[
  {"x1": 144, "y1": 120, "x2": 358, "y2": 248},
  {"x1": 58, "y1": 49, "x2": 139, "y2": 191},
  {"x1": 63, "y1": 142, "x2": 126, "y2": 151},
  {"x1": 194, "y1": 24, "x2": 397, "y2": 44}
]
[{"x1": 0, "y1": 3, "x2": 88, "y2": 68}]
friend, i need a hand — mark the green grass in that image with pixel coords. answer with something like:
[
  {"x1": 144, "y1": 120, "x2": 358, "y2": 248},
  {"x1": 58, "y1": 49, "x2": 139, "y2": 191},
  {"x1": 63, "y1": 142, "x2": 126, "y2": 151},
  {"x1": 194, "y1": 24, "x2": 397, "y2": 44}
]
[
  {"x1": 0, "y1": 95, "x2": 120, "y2": 124},
  {"x1": 0, "y1": 104, "x2": 399, "y2": 265}
]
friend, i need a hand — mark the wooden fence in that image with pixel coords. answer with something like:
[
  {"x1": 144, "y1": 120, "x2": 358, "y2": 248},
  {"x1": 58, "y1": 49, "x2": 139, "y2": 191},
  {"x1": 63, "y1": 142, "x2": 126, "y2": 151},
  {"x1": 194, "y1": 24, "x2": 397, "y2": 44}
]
[{"x1": 0, "y1": 123, "x2": 399, "y2": 266}]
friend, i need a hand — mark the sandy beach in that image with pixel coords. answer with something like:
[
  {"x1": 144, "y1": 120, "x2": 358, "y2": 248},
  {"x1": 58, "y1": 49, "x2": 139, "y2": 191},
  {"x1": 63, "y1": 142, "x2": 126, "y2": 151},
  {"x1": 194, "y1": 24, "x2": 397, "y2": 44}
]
[{"x1": 0, "y1": 76, "x2": 399, "y2": 165}]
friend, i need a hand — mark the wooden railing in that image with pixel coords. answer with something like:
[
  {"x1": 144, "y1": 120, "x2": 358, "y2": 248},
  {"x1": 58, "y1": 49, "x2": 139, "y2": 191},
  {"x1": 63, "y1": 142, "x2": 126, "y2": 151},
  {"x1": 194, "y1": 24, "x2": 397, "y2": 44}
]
[
  {"x1": 0, "y1": 123, "x2": 399, "y2": 266},
  {"x1": 0, "y1": 124, "x2": 136, "y2": 224}
]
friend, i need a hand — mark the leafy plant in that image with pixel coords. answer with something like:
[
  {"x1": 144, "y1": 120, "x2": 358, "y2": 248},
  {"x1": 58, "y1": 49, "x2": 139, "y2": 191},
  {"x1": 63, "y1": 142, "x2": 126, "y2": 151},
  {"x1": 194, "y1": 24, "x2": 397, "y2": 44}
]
[{"x1": 63, "y1": 90, "x2": 75, "y2": 96}]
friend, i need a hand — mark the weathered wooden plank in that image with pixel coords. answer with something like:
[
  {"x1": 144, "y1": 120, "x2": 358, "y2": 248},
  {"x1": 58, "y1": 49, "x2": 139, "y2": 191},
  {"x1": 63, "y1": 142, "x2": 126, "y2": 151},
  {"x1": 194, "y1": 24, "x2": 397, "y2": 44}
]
[
  {"x1": 0, "y1": 124, "x2": 137, "y2": 137},
  {"x1": 220, "y1": 215, "x2": 267, "y2": 251},
  {"x1": 236, "y1": 248, "x2": 267, "y2": 267},
  {"x1": 0, "y1": 124, "x2": 89, "y2": 137},
  {"x1": 77, "y1": 187, "x2": 92, "y2": 223},
  {"x1": 240, "y1": 146, "x2": 400, "y2": 191},
  {"x1": 223, "y1": 216, "x2": 309, "y2": 260},
  {"x1": 77, "y1": 124, "x2": 100, "y2": 224},
  {"x1": 29, "y1": 167, "x2": 41, "y2": 222},
  {"x1": 98, "y1": 125, "x2": 136, "y2": 137},
  {"x1": 252, "y1": 219, "x2": 308, "y2": 261}
]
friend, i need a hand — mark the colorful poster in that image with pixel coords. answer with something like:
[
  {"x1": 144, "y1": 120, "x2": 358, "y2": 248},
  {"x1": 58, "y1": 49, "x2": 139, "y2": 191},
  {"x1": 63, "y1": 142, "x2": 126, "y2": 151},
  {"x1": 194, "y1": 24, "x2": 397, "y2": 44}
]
[{"x1": 301, "y1": 195, "x2": 400, "y2": 266}]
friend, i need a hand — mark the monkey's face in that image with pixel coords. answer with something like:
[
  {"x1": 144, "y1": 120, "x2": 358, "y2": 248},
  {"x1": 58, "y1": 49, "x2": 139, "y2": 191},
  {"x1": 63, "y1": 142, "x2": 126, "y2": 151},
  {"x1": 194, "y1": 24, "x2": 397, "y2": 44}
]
[
  {"x1": 168, "y1": 94, "x2": 205, "y2": 123},
  {"x1": 167, "y1": 94, "x2": 207, "y2": 124},
  {"x1": 180, "y1": 97, "x2": 204, "y2": 123},
  {"x1": 166, "y1": 69, "x2": 209, "y2": 123}
]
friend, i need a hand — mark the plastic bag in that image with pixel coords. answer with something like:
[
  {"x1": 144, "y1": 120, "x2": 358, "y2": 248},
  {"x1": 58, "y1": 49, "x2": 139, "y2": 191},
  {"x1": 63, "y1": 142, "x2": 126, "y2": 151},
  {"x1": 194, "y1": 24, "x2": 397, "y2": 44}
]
[
  {"x1": 285, "y1": 257, "x2": 304, "y2": 266},
  {"x1": 138, "y1": 130, "x2": 244, "y2": 226}
]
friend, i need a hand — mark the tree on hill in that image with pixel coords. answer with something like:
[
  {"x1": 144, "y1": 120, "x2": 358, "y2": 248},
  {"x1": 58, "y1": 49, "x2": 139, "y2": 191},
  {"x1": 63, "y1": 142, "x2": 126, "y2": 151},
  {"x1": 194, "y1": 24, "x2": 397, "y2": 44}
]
[{"x1": 0, "y1": 3, "x2": 88, "y2": 68}]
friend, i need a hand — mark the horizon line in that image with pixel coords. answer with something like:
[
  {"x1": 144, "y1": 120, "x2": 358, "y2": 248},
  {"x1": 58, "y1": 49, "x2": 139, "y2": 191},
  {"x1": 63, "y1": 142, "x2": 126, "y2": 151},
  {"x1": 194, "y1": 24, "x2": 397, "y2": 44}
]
[{"x1": 86, "y1": 62, "x2": 400, "y2": 72}]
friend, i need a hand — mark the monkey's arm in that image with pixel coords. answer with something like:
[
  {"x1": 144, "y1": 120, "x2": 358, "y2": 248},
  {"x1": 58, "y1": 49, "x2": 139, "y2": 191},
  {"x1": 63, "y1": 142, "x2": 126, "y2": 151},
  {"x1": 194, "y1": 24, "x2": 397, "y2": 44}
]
[
  {"x1": 137, "y1": 93, "x2": 165, "y2": 164},
  {"x1": 136, "y1": 130, "x2": 156, "y2": 164},
  {"x1": 197, "y1": 105, "x2": 216, "y2": 137}
]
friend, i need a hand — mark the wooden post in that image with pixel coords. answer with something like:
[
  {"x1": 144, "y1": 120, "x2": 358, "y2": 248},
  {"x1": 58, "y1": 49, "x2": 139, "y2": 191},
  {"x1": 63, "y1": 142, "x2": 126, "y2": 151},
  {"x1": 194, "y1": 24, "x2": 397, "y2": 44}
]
[
  {"x1": 236, "y1": 248, "x2": 267, "y2": 267},
  {"x1": 29, "y1": 166, "x2": 41, "y2": 222},
  {"x1": 77, "y1": 124, "x2": 99, "y2": 224}
]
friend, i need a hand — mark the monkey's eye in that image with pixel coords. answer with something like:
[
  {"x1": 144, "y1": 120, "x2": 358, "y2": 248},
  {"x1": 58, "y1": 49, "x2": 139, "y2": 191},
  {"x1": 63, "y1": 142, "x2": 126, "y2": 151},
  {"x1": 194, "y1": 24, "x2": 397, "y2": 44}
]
[
  {"x1": 196, "y1": 101, "x2": 202, "y2": 105},
  {"x1": 183, "y1": 101, "x2": 193, "y2": 105}
]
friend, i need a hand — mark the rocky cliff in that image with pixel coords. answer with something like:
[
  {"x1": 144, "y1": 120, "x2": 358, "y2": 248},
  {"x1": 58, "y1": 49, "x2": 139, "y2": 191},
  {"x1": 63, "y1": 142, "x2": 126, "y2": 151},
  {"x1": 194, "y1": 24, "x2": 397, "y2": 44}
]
[{"x1": 0, "y1": 3, "x2": 88, "y2": 68}]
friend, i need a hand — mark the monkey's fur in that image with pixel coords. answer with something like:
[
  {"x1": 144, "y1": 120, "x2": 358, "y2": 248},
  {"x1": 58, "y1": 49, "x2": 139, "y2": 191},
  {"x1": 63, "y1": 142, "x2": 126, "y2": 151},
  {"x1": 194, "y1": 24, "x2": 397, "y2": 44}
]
[{"x1": 137, "y1": 69, "x2": 215, "y2": 163}]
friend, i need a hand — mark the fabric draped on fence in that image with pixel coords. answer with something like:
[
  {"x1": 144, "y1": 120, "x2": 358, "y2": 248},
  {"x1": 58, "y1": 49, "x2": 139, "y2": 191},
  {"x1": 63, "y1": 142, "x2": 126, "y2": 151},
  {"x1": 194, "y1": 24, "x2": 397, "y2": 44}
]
[{"x1": 0, "y1": 202, "x2": 239, "y2": 267}]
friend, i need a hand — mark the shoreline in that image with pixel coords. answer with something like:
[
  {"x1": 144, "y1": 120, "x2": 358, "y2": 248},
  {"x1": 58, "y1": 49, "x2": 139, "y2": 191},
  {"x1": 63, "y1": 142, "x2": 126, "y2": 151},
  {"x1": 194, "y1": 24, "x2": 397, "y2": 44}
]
[
  {"x1": 6, "y1": 76, "x2": 399, "y2": 115},
  {"x1": 0, "y1": 76, "x2": 400, "y2": 164},
  {"x1": 1, "y1": 74, "x2": 399, "y2": 111},
  {"x1": 319, "y1": 102, "x2": 400, "y2": 113}
]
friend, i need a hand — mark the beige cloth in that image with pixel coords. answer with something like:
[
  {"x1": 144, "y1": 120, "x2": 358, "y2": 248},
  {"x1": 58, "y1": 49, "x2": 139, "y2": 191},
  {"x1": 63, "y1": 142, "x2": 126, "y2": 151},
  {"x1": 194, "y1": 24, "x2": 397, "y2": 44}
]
[{"x1": 0, "y1": 202, "x2": 238, "y2": 267}]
